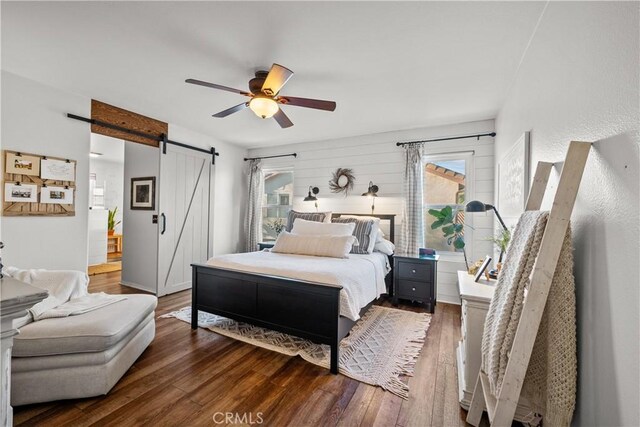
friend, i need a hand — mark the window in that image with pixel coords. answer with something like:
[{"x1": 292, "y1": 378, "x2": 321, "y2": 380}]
[
  {"x1": 423, "y1": 154, "x2": 472, "y2": 253},
  {"x1": 262, "y1": 170, "x2": 294, "y2": 241}
]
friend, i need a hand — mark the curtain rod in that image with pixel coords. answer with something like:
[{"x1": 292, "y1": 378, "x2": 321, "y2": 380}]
[
  {"x1": 396, "y1": 132, "x2": 496, "y2": 147},
  {"x1": 244, "y1": 153, "x2": 297, "y2": 161}
]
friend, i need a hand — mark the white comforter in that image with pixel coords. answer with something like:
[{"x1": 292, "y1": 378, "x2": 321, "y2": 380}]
[{"x1": 207, "y1": 251, "x2": 390, "y2": 321}]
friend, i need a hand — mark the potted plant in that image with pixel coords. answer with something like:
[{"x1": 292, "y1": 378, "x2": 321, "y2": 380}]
[
  {"x1": 488, "y1": 227, "x2": 512, "y2": 270},
  {"x1": 428, "y1": 205, "x2": 469, "y2": 269},
  {"x1": 265, "y1": 218, "x2": 286, "y2": 238},
  {"x1": 108, "y1": 207, "x2": 121, "y2": 236}
]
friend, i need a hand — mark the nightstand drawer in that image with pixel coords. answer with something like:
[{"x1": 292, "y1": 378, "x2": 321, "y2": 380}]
[
  {"x1": 397, "y1": 261, "x2": 433, "y2": 281},
  {"x1": 397, "y1": 280, "x2": 430, "y2": 300}
]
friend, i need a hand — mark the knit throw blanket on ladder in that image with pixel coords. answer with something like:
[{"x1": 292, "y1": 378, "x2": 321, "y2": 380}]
[{"x1": 481, "y1": 211, "x2": 577, "y2": 427}]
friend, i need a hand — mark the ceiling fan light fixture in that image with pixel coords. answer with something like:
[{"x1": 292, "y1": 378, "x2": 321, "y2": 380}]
[{"x1": 249, "y1": 97, "x2": 279, "y2": 119}]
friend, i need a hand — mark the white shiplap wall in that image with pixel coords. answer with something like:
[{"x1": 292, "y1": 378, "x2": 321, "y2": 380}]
[{"x1": 248, "y1": 119, "x2": 495, "y2": 304}]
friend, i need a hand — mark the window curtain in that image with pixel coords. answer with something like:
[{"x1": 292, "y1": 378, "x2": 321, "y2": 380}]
[
  {"x1": 244, "y1": 159, "x2": 264, "y2": 252},
  {"x1": 399, "y1": 144, "x2": 425, "y2": 255}
]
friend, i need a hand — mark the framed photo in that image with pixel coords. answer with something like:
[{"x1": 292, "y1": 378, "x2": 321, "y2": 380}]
[
  {"x1": 498, "y1": 131, "x2": 530, "y2": 226},
  {"x1": 41, "y1": 158, "x2": 76, "y2": 182},
  {"x1": 474, "y1": 255, "x2": 493, "y2": 283},
  {"x1": 131, "y1": 177, "x2": 155, "y2": 210},
  {"x1": 4, "y1": 183, "x2": 38, "y2": 203},
  {"x1": 6, "y1": 153, "x2": 40, "y2": 176},
  {"x1": 41, "y1": 186, "x2": 74, "y2": 204}
]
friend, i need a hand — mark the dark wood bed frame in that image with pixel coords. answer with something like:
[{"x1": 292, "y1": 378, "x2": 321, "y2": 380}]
[{"x1": 191, "y1": 213, "x2": 395, "y2": 374}]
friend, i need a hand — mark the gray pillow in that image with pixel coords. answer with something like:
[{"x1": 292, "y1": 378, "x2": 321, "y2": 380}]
[
  {"x1": 286, "y1": 210, "x2": 328, "y2": 232},
  {"x1": 332, "y1": 217, "x2": 376, "y2": 254}
]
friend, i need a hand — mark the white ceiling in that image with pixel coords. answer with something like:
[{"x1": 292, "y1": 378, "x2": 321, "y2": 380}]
[
  {"x1": 1, "y1": 1, "x2": 546, "y2": 148},
  {"x1": 90, "y1": 133, "x2": 124, "y2": 164}
]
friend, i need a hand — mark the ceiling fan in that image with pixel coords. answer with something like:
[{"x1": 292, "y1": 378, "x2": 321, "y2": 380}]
[{"x1": 186, "y1": 63, "x2": 336, "y2": 128}]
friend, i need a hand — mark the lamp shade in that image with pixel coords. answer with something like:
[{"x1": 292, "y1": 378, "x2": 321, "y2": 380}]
[
  {"x1": 304, "y1": 186, "x2": 319, "y2": 202},
  {"x1": 249, "y1": 97, "x2": 279, "y2": 119},
  {"x1": 361, "y1": 181, "x2": 379, "y2": 197},
  {"x1": 465, "y1": 200, "x2": 489, "y2": 213}
]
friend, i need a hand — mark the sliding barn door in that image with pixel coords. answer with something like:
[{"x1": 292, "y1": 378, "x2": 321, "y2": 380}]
[{"x1": 157, "y1": 144, "x2": 212, "y2": 296}]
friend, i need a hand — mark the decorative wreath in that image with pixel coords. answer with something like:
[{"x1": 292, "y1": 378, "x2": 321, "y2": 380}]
[{"x1": 329, "y1": 168, "x2": 355, "y2": 196}]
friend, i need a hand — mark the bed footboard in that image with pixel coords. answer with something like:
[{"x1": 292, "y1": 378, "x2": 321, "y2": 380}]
[{"x1": 191, "y1": 263, "x2": 343, "y2": 374}]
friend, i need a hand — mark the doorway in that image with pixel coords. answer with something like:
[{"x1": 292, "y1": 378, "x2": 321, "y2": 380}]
[
  {"x1": 86, "y1": 131, "x2": 214, "y2": 296},
  {"x1": 88, "y1": 133, "x2": 125, "y2": 275}
]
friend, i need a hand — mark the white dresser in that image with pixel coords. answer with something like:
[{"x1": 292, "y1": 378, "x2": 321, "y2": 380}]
[
  {"x1": 456, "y1": 270, "x2": 496, "y2": 409},
  {"x1": 456, "y1": 271, "x2": 534, "y2": 422}
]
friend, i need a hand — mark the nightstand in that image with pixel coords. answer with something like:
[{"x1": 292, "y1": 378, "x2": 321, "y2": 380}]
[
  {"x1": 257, "y1": 242, "x2": 275, "y2": 251},
  {"x1": 392, "y1": 253, "x2": 439, "y2": 313}
]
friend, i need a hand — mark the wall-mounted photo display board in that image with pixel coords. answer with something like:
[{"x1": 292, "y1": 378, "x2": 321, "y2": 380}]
[{"x1": 2, "y1": 150, "x2": 76, "y2": 217}]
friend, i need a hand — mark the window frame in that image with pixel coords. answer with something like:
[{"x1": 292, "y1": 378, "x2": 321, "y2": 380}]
[
  {"x1": 261, "y1": 167, "x2": 294, "y2": 242},
  {"x1": 422, "y1": 151, "x2": 475, "y2": 258}
]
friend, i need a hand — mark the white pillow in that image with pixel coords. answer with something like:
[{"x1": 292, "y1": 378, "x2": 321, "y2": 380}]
[
  {"x1": 271, "y1": 232, "x2": 357, "y2": 259},
  {"x1": 374, "y1": 238, "x2": 395, "y2": 255},
  {"x1": 292, "y1": 218, "x2": 355, "y2": 236}
]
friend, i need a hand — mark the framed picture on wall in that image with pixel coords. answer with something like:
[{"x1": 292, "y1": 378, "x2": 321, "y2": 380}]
[
  {"x1": 497, "y1": 131, "x2": 530, "y2": 226},
  {"x1": 5, "y1": 153, "x2": 40, "y2": 176},
  {"x1": 4, "y1": 183, "x2": 38, "y2": 203},
  {"x1": 41, "y1": 186, "x2": 74, "y2": 204},
  {"x1": 131, "y1": 177, "x2": 155, "y2": 210}
]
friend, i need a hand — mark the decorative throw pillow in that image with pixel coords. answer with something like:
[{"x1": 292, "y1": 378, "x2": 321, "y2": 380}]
[
  {"x1": 374, "y1": 238, "x2": 395, "y2": 255},
  {"x1": 285, "y1": 210, "x2": 330, "y2": 232},
  {"x1": 339, "y1": 214, "x2": 386, "y2": 243},
  {"x1": 291, "y1": 218, "x2": 356, "y2": 237},
  {"x1": 271, "y1": 232, "x2": 357, "y2": 259},
  {"x1": 332, "y1": 217, "x2": 377, "y2": 254}
]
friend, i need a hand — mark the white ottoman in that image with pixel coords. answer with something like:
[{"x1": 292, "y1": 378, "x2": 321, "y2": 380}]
[{"x1": 11, "y1": 294, "x2": 157, "y2": 406}]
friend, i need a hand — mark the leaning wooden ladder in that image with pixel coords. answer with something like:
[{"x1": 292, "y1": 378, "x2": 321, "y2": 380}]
[{"x1": 466, "y1": 141, "x2": 592, "y2": 427}]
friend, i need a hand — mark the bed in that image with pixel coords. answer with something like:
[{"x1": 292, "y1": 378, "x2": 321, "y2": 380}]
[{"x1": 190, "y1": 213, "x2": 395, "y2": 374}]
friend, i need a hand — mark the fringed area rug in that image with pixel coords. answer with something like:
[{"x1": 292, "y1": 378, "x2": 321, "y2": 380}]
[{"x1": 161, "y1": 305, "x2": 430, "y2": 399}]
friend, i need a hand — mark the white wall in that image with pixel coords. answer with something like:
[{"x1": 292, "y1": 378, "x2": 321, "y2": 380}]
[
  {"x1": 248, "y1": 119, "x2": 496, "y2": 304},
  {"x1": 168, "y1": 124, "x2": 248, "y2": 256},
  {"x1": 121, "y1": 142, "x2": 159, "y2": 292},
  {"x1": 90, "y1": 157, "x2": 124, "y2": 233},
  {"x1": 494, "y1": 2, "x2": 639, "y2": 425},
  {"x1": 0, "y1": 71, "x2": 90, "y2": 271}
]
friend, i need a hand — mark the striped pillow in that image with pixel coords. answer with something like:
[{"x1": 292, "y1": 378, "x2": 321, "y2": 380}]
[
  {"x1": 286, "y1": 210, "x2": 329, "y2": 232},
  {"x1": 332, "y1": 218, "x2": 376, "y2": 254}
]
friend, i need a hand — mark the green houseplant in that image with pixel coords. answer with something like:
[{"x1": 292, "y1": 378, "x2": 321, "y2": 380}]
[
  {"x1": 488, "y1": 226, "x2": 512, "y2": 263},
  {"x1": 428, "y1": 205, "x2": 469, "y2": 269},
  {"x1": 108, "y1": 207, "x2": 121, "y2": 236}
]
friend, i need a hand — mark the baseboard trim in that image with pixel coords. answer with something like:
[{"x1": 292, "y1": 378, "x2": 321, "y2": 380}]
[{"x1": 120, "y1": 280, "x2": 155, "y2": 295}]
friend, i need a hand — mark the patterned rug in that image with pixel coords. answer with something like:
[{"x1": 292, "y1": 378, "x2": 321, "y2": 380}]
[{"x1": 161, "y1": 305, "x2": 431, "y2": 399}]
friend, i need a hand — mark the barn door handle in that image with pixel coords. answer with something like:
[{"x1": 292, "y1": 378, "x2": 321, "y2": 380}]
[{"x1": 160, "y1": 213, "x2": 166, "y2": 235}]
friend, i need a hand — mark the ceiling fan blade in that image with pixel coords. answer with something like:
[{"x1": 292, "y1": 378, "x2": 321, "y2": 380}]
[
  {"x1": 278, "y1": 96, "x2": 336, "y2": 112},
  {"x1": 212, "y1": 103, "x2": 248, "y2": 118},
  {"x1": 261, "y1": 64, "x2": 294, "y2": 96},
  {"x1": 273, "y1": 108, "x2": 294, "y2": 128},
  {"x1": 186, "y1": 79, "x2": 251, "y2": 96}
]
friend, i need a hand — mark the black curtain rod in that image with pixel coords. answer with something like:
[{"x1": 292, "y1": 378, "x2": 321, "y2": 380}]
[
  {"x1": 244, "y1": 153, "x2": 297, "y2": 161},
  {"x1": 67, "y1": 113, "x2": 220, "y2": 164},
  {"x1": 396, "y1": 132, "x2": 496, "y2": 147}
]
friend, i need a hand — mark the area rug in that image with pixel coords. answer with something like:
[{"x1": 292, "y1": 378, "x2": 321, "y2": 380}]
[
  {"x1": 87, "y1": 261, "x2": 122, "y2": 275},
  {"x1": 161, "y1": 305, "x2": 431, "y2": 399}
]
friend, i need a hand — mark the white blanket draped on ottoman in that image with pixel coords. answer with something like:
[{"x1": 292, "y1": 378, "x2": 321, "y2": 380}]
[{"x1": 481, "y1": 211, "x2": 577, "y2": 427}]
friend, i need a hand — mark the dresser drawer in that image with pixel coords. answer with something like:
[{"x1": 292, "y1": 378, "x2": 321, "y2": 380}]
[
  {"x1": 397, "y1": 261, "x2": 433, "y2": 281},
  {"x1": 397, "y1": 279, "x2": 430, "y2": 300}
]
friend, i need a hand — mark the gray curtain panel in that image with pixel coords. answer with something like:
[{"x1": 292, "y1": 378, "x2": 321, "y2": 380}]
[
  {"x1": 399, "y1": 144, "x2": 425, "y2": 255},
  {"x1": 244, "y1": 159, "x2": 264, "y2": 252}
]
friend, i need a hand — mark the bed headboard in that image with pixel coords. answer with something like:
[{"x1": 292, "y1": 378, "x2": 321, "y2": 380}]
[{"x1": 331, "y1": 213, "x2": 396, "y2": 243}]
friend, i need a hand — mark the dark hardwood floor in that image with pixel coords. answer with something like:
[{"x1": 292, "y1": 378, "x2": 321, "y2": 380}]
[{"x1": 13, "y1": 271, "x2": 485, "y2": 427}]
